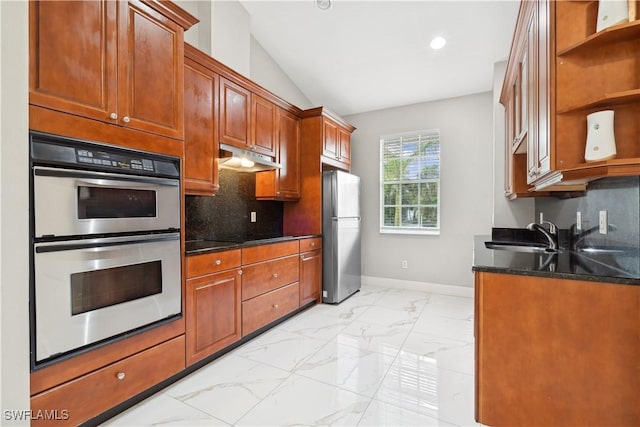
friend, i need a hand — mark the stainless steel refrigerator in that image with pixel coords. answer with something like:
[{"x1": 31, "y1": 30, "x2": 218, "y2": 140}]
[{"x1": 322, "y1": 170, "x2": 361, "y2": 304}]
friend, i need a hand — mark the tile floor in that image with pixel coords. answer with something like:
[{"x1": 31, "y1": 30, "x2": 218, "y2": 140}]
[{"x1": 103, "y1": 285, "x2": 477, "y2": 426}]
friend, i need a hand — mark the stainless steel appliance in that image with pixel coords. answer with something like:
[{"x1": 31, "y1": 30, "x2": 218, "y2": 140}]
[
  {"x1": 322, "y1": 170, "x2": 361, "y2": 303},
  {"x1": 30, "y1": 132, "x2": 182, "y2": 365}
]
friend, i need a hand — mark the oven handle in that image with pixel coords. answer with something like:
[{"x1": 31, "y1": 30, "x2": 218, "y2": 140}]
[
  {"x1": 35, "y1": 233, "x2": 180, "y2": 253},
  {"x1": 33, "y1": 166, "x2": 179, "y2": 187}
]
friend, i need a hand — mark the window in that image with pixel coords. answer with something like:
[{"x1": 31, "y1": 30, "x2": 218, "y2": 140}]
[{"x1": 380, "y1": 129, "x2": 440, "y2": 234}]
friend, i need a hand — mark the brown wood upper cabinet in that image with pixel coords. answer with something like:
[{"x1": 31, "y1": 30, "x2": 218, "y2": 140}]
[
  {"x1": 220, "y1": 79, "x2": 279, "y2": 158},
  {"x1": 322, "y1": 118, "x2": 352, "y2": 169},
  {"x1": 184, "y1": 46, "x2": 219, "y2": 196},
  {"x1": 219, "y1": 77, "x2": 251, "y2": 149},
  {"x1": 29, "y1": 0, "x2": 196, "y2": 141},
  {"x1": 503, "y1": 0, "x2": 640, "y2": 197},
  {"x1": 501, "y1": 0, "x2": 552, "y2": 197},
  {"x1": 256, "y1": 107, "x2": 301, "y2": 200}
]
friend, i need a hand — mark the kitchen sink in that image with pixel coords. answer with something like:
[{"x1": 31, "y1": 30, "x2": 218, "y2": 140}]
[{"x1": 484, "y1": 241, "x2": 558, "y2": 254}]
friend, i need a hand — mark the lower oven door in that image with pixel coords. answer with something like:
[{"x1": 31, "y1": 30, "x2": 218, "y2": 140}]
[{"x1": 33, "y1": 233, "x2": 181, "y2": 363}]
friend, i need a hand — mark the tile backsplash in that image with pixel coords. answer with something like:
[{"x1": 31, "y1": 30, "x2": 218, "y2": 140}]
[
  {"x1": 536, "y1": 176, "x2": 640, "y2": 275},
  {"x1": 185, "y1": 169, "x2": 283, "y2": 242}
]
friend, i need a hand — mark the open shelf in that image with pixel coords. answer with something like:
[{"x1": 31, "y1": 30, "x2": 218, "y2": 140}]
[
  {"x1": 557, "y1": 89, "x2": 640, "y2": 114},
  {"x1": 557, "y1": 19, "x2": 640, "y2": 56}
]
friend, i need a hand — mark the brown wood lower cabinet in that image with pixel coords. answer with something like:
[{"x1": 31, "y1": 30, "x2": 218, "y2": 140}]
[
  {"x1": 186, "y1": 269, "x2": 242, "y2": 365},
  {"x1": 475, "y1": 272, "x2": 640, "y2": 426},
  {"x1": 31, "y1": 336, "x2": 185, "y2": 426},
  {"x1": 242, "y1": 282, "x2": 300, "y2": 336},
  {"x1": 299, "y1": 237, "x2": 322, "y2": 306}
]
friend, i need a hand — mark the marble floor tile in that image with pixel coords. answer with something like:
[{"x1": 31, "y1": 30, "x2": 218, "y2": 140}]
[
  {"x1": 376, "y1": 350, "x2": 478, "y2": 426},
  {"x1": 336, "y1": 319, "x2": 413, "y2": 357},
  {"x1": 236, "y1": 374, "x2": 370, "y2": 426},
  {"x1": 278, "y1": 309, "x2": 352, "y2": 341},
  {"x1": 413, "y1": 311, "x2": 474, "y2": 342},
  {"x1": 295, "y1": 339, "x2": 395, "y2": 397},
  {"x1": 103, "y1": 393, "x2": 228, "y2": 426},
  {"x1": 164, "y1": 354, "x2": 290, "y2": 425},
  {"x1": 234, "y1": 329, "x2": 327, "y2": 372},
  {"x1": 402, "y1": 331, "x2": 474, "y2": 375},
  {"x1": 373, "y1": 288, "x2": 431, "y2": 314},
  {"x1": 357, "y1": 305, "x2": 420, "y2": 328},
  {"x1": 358, "y1": 399, "x2": 453, "y2": 426},
  {"x1": 101, "y1": 287, "x2": 477, "y2": 427},
  {"x1": 423, "y1": 295, "x2": 474, "y2": 321}
]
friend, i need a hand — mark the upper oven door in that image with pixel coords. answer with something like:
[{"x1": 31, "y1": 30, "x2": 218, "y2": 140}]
[{"x1": 33, "y1": 167, "x2": 180, "y2": 238}]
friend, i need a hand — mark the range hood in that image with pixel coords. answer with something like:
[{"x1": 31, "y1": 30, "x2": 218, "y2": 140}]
[{"x1": 218, "y1": 143, "x2": 282, "y2": 173}]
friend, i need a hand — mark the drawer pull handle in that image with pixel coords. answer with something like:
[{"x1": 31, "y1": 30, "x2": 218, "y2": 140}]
[
  {"x1": 116, "y1": 372, "x2": 126, "y2": 380},
  {"x1": 272, "y1": 273, "x2": 279, "y2": 278},
  {"x1": 215, "y1": 260, "x2": 222, "y2": 265},
  {"x1": 273, "y1": 304, "x2": 279, "y2": 309},
  {"x1": 310, "y1": 242, "x2": 315, "y2": 247}
]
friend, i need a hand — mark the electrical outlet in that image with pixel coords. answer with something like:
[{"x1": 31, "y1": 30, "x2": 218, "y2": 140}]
[
  {"x1": 401, "y1": 260, "x2": 408, "y2": 269},
  {"x1": 599, "y1": 210, "x2": 608, "y2": 234},
  {"x1": 250, "y1": 211, "x2": 257, "y2": 223},
  {"x1": 576, "y1": 211, "x2": 582, "y2": 232}
]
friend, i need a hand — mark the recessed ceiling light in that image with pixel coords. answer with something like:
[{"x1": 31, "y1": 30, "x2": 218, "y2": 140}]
[
  {"x1": 316, "y1": 0, "x2": 332, "y2": 10},
  {"x1": 430, "y1": 36, "x2": 447, "y2": 50}
]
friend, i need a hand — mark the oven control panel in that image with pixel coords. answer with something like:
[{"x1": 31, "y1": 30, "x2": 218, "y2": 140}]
[
  {"x1": 30, "y1": 131, "x2": 180, "y2": 178},
  {"x1": 76, "y1": 149, "x2": 156, "y2": 173}
]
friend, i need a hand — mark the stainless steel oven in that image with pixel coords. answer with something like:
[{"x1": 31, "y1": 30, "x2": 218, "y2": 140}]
[{"x1": 30, "y1": 132, "x2": 182, "y2": 365}]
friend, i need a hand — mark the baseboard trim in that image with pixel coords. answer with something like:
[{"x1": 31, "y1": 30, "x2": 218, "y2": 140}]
[{"x1": 362, "y1": 276, "x2": 474, "y2": 298}]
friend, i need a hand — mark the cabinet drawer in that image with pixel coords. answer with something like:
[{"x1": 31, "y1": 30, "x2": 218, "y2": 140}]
[
  {"x1": 300, "y1": 237, "x2": 322, "y2": 252},
  {"x1": 242, "y1": 240, "x2": 299, "y2": 265},
  {"x1": 187, "y1": 249, "x2": 241, "y2": 278},
  {"x1": 242, "y1": 255, "x2": 299, "y2": 301},
  {"x1": 242, "y1": 282, "x2": 300, "y2": 336},
  {"x1": 31, "y1": 335, "x2": 185, "y2": 426}
]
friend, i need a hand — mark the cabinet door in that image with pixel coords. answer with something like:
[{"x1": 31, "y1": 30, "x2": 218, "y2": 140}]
[
  {"x1": 184, "y1": 60, "x2": 219, "y2": 195},
  {"x1": 300, "y1": 249, "x2": 321, "y2": 306},
  {"x1": 252, "y1": 95, "x2": 277, "y2": 157},
  {"x1": 338, "y1": 128, "x2": 352, "y2": 165},
  {"x1": 322, "y1": 119, "x2": 339, "y2": 159},
  {"x1": 186, "y1": 269, "x2": 242, "y2": 365},
  {"x1": 275, "y1": 108, "x2": 301, "y2": 199},
  {"x1": 29, "y1": 1, "x2": 118, "y2": 123},
  {"x1": 220, "y1": 77, "x2": 251, "y2": 148},
  {"x1": 535, "y1": 0, "x2": 551, "y2": 178},
  {"x1": 255, "y1": 109, "x2": 300, "y2": 200},
  {"x1": 118, "y1": 0, "x2": 185, "y2": 139}
]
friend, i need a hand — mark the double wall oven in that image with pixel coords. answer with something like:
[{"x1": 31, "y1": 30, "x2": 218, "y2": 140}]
[{"x1": 30, "y1": 132, "x2": 182, "y2": 367}]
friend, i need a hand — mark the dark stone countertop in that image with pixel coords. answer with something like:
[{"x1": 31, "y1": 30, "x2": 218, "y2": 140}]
[
  {"x1": 473, "y1": 235, "x2": 640, "y2": 286},
  {"x1": 185, "y1": 235, "x2": 320, "y2": 256}
]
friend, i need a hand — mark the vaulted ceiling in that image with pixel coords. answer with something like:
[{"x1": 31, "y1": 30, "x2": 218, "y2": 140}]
[{"x1": 240, "y1": 0, "x2": 520, "y2": 116}]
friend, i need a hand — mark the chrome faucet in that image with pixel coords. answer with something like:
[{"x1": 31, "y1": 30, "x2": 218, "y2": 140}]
[{"x1": 526, "y1": 220, "x2": 558, "y2": 251}]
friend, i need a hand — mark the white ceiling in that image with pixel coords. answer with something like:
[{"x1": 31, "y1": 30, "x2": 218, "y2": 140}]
[{"x1": 240, "y1": 0, "x2": 520, "y2": 116}]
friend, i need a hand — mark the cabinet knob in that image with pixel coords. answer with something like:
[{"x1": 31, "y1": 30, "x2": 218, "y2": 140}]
[
  {"x1": 116, "y1": 372, "x2": 126, "y2": 380},
  {"x1": 310, "y1": 242, "x2": 315, "y2": 247},
  {"x1": 122, "y1": 116, "x2": 131, "y2": 123},
  {"x1": 215, "y1": 259, "x2": 222, "y2": 266},
  {"x1": 273, "y1": 304, "x2": 279, "y2": 309},
  {"x1": 272, "y1": 273, "x2": 279, "y2": 278},
  {"x1": 238, "y1": 270, "x2": 243, "y2": 275},
  {"x1": 109, "y1": 112, "x2": 118, "y2": 120}
]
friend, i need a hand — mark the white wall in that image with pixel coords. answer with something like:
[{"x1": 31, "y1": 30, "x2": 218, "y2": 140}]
[
  {"x1": 250, "y1": 37, "x2": 313, "y2": 110},
  {"x1": 0, "y1": 1, "x2": 30, "y2": 424},
  {"x1": 346, "y1": 92, "x2": 494, "y2": 288},
  {"x1": 177, "y1": 0, "x2": 312, "y2": 110},
  {"x1": 491, "y1": 61, "x2": 534, "y2": 227}
]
